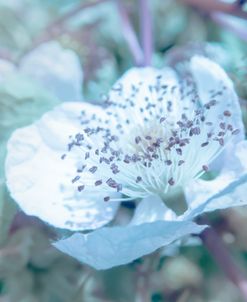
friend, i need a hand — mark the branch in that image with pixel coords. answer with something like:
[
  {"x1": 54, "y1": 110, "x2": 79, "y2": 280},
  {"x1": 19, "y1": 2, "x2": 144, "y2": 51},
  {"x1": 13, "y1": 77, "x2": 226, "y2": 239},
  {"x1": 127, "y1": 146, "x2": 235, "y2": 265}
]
[
  {"x1": 138, "y1": 0, "x2": 153, "y2": 66},
  {"x1": 116, "y1": 1, "x2": 144, "y2": 66},
  {"x1": 180, "y1": 0, "x2": 247, "y2": 19},
  {"x1": 210, "y1": 12, "x2": 247, "y2": 42},
  {"x1": 200, "y1": 225, "x2": 247, "y2": 301}
]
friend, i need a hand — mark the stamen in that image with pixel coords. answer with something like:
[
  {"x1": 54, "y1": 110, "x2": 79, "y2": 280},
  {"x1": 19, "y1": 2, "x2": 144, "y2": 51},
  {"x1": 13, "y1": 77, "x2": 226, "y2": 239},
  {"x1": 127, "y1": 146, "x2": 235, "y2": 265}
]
[
  {"x1": 78, "y1": 185, "x2": 85, "y2": 192},
  {"x1": 95, "y1": 180, "x2": 103, "y2": 186},
  {"x1": 224, "y1": 110, "x2": 232, "y2": 117},
  {"x1": 67, "y1": 68, "x2": 236, "y2": 203},
  {"x1": 168, "y1": 178, "x2": 175, "y2": 186},
  {"x1": 72, "y1": 176, "x2": 80, "y2": 183},
  {"x1": 232, "y1": 129, "x2": 240, "y2": 135},
  {"x1": 136, "y1": 176, "x2": 142, "y2": 183},
  {"x1": 89, "y1": 166, "x2": 97, "y2": 173}
]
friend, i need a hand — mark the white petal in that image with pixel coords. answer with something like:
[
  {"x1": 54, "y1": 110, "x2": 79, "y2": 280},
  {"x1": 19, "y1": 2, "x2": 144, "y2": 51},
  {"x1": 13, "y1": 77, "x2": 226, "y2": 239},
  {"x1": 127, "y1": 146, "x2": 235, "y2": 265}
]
[
  {"x1": 107, "y1": 67, "x2": 181, "y2": 130},
  {"x1": 185, "y1": 140, "x2": 247, "y2": 215},
  {"x1": 235, "y1": 141, "x2": 247, "y2": 171},
  {"x1": 190, "y1": 56, "x2": 243, "y2": 134},
  {"x1": 35, "y1": 101, "x2": 105, "y2": 151},
  {"x1": 54, "y1": 220, "x2": 205, "y2": 270},
  {"x1": 184, "y1": 173, "x2": 247, "y2": 219},
  {"x1": 186, "y1": 56, "x2": 244, "y2": 177},
  {"x1": 5, "y1": 102, "x2": 118, "y2": 231},
  {"x1": 0, "y1": 59, "x2": 16, "y2": 82},
  {"x1": 20, "y1": 42, "x2": 83, "y2": 101},
  {"x1": 130, "y1": 195, "x2": 176, "y2": 225},
  {"x1": 217, "y1": 140, "x2": 247, "y2": 176}
]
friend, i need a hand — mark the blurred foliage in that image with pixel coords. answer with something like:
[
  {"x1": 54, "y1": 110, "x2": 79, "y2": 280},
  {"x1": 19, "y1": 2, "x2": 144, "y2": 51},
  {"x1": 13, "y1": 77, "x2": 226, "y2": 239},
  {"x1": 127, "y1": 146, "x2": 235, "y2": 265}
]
[
  {"x1": 0, "y1": 227, "x2": 92, "y2": 302},
  {"x1": 0, "y1": 74, "x2": 60, "y2": 245},
  {"x1": 0, "y1": 0, "x2": 247, "y2": 301}
]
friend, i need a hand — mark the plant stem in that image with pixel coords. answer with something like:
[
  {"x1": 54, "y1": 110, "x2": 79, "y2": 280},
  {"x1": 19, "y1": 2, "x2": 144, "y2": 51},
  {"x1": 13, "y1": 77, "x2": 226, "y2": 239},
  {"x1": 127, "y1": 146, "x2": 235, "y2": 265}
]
[
  {"x1": 180, "y1": 0, "x2": 247, "y2": 19},
  {"x1": 116, "y1": 1, "x2": 144, "y2": 66},
  {"x1": 135, "y1": 258, "x2": 152, "y2": 302},
  {"x1": 138, "y1": 0, "x2": 153, "y2": 66},
  {"x1": 200, "y1": 226, "x2": 247, "y2": 301},
  {"x1": 210, "y1": 12, "x2": 247, "y2": 42},
  {"x1": 135, "y1": 275, "x2": 150, "y2": 302}
]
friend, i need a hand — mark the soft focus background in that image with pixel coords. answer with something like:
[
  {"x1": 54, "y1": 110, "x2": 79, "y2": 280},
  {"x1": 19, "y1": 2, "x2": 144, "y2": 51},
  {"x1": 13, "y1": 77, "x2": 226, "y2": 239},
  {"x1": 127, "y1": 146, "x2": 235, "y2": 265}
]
[{"x1": 0, "y1": 0, "x2": 247, "y2": 301}]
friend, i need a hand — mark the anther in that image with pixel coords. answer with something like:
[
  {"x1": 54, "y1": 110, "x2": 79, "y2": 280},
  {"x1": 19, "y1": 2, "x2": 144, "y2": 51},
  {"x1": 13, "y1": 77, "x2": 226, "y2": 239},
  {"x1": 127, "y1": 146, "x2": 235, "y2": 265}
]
[
  {"x1": 168, "y1": 178, "x2": 175, "y2": 186},
  {"x1": 136, "y1": 176, "x2": 142, "y2": 183},
  {"x1": 95, "y1": 180, "x2": 103, "y2": 186},
  {"x1": 72, "y1": 176, "x2": 80, "y2": 183},
  {"x1": 89, "y1": 166, "x2": 97, "y2": 173},
  {"x1": 78, "y1": 185, "x2": 85, "y2": 192}
]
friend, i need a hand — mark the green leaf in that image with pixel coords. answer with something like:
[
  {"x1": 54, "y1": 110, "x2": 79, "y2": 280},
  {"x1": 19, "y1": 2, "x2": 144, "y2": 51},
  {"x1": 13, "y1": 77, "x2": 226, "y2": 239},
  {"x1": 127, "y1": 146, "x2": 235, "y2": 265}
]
[
  {"x1": 0, "y1": 73, "x2": 60, "y2": 142},
  {"x1": 0, "y1": 73, "x2": 61, "y2": 243}
]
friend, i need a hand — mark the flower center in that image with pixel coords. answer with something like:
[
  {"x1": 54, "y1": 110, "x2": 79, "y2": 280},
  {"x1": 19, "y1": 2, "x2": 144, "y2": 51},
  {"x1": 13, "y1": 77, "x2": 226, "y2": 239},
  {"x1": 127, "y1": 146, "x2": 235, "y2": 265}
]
[{"x1": 64, "y1": 72, "x2": 240, "y2": 204}]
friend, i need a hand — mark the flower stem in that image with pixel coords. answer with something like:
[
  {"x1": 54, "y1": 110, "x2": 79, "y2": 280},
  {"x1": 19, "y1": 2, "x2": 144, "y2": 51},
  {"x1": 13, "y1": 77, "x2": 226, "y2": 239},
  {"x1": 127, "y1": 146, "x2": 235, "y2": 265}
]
[
  {"x1": 135, "y1": 257, "x2": 152, "y2": 302},
  {"x1": 138, "y1": 0, "x2": 153, "y2": 66},
  {"x1": 135, "y1": 275, "x2": 150, "y2": 302},
  {"x1": 116, "y1": 1, "x2": 144, "y2": 66},
  {"x1": 180, "y1": 0, "x2": 247, "y2": 19},
  {"x1": 200, "y1": 225, "x2": 247, "y2": 301}
]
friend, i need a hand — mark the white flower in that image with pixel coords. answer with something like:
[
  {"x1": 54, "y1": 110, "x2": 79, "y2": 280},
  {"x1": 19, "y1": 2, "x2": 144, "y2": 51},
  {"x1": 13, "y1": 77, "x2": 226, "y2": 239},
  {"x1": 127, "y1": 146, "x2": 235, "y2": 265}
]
[
  {"x1": 54, "y1": 140, "x2": 247, "y2": 269},
  {"x1": 0, "y1": 42, "x2": 83, "y2": 101},
  {"x1": 5, "y1": 56, "x2": 247, "y2": 269},
  {"x1": 48, "y1": 56, "x2": 243, "y2": 202}
]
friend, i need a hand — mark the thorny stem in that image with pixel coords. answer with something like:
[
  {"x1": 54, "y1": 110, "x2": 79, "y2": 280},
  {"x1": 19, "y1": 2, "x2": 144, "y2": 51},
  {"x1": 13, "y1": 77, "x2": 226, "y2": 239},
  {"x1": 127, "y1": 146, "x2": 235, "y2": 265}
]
[
  {"x1": 180, "y1": 0, "x2": 247, "y2": 43},
  {"x1": 135, "y1": 253, "x2": 160, "y2": 302},
  {"x1": 72, "y1": 270, "x2": 92, "y2": 301},
  {"x1": 135, "y1": 274, "x2": 150, "y2": 302},
  {"x1": 138, "y1": 0, "x2": 153, "y2": 66},
  {"x1": 180, "y1": 0, "x2": 247, "y2": 19},
  {"x1": 135, "y1": 260, "x2": 151, "y2": 302},
  {"x1": 200, "y1": 224, "x2": 247, "y2": 301},
  {"x1": 116, "y1": 1, "x2": 144, "y2": 66}
]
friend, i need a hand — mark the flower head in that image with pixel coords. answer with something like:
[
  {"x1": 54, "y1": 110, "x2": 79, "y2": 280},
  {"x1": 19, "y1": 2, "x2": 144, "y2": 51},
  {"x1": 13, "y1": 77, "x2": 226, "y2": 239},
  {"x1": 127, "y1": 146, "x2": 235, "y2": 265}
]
[
  {"x1": 65, "y1": 56, "x2": 243, "y2": 202},
  {"x1": 5, "y1": 55, "x2": 247, "y2": 269}
]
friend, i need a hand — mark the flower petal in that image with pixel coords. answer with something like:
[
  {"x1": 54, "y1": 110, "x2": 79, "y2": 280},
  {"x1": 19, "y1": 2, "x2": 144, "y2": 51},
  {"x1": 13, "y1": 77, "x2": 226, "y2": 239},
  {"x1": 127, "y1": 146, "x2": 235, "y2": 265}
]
[
  {"x1": 5, "y1": 102, "x2": 118, "y2": 231},
  {"x1": 185, "y1": 56, "x2": 244, "y2": 176},
  {"x1": 54, "y1": 220, "x2": 205, "y2": 270},
  {"x1": 184, "y1": 140, "x2": 247, "y2": 215},
  {"x1": 20, "y1": 42, "x2": 83, "y2": 101},
  {"x1": 184, "y1": 173, "x2": 247, "y2": 219},
  {"x1": 190, "y1": 56, "x2": 243, "y2": 134},
  {"x1": 107, "y1": 67, "x2": 182, "y2": 130},
  {"x1": 130, "y1": 195, "x2": 176, "y2": 225},
  {"x1": 0, "y1": 59, "x2": 15, "y2": 82}
]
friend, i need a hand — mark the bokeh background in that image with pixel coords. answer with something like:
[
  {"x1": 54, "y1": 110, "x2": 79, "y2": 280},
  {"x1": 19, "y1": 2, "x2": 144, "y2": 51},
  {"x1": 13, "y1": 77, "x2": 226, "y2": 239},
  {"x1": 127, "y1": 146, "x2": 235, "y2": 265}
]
[{"x1": 0, "y1": 0, "x2": 247, "y2": 301}]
